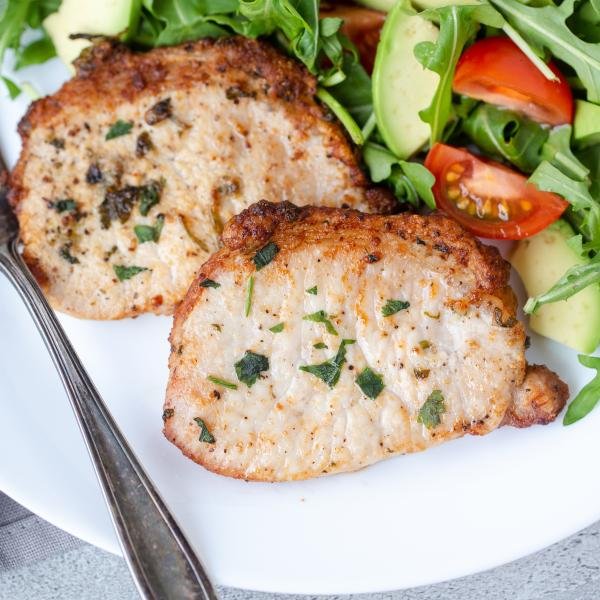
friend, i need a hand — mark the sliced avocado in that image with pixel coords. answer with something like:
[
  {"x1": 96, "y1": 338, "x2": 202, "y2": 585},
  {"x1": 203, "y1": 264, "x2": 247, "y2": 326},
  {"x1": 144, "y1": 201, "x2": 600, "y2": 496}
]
[
  {"x1": 573, "y1": 99, "x2": 600, "y2": 148},
  {"x1": 44, "y1": 0, "x2": 141, "y2": 70},
  {"x1": 354, "y1": 0, "x2": 398, "y2": 11},
  {"x1": 511, "y1": 220, "x2": 600, "y2": 353},
  {"x1": 372, "y1": 0, "x2": 439, "y2": 159}
]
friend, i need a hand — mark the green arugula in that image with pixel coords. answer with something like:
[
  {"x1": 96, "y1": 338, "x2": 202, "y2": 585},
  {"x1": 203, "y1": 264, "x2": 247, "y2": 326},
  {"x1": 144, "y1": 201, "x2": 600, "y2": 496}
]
[
  {"x1": 417, "y1": 389, "x2": 446, "y2": 429},
  {"x1": 1, "y1": 75, "x2": 20, "y2": 99},
  {"x1": 564, "y1": 355, "x2": 600, "y2": 425},
  {"x1": 194, "y1": 417, "x2": 216, "y2": 444},
  {"x1": 363, "y1": 143, "x2": 435, "y2": 209},
  {"x1": 303, "y1": 310, "x2": 338, "y2": 335},
  {"x1": 415, "y1": 4, "x2": 504, "y2": 144},
  {"x1": 234, "y1": 350, "x2": 269, "y2": 387},
  {"x1": 541, "y1": 126, "x2": 590, "y2": 182},
  {"x1": 490, "y1": 0, "x2": 600, "y2": 103},
  {"x1": 355, "y1": 367, "x2": 384, "y2": 399},
  {"x1": 299, "y1": 338, "x2": 355, "y2": 388}
]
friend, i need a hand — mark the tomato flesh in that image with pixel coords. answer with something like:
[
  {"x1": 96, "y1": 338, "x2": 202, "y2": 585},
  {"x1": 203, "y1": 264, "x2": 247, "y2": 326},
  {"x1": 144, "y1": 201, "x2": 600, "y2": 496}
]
[
  {"x1": 320, "y1": 3, "x2": 385, "y2": 73},
  {"x1": 453, "y1": 37, "x2": 574, "y2": 126},
  {"x1": 424, "y1": 144, "x2": 568, "y2": 239}
]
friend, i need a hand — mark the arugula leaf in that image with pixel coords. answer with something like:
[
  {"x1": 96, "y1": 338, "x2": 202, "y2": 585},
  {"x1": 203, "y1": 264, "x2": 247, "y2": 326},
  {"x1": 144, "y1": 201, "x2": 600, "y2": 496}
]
[
  {"x1": 207, "y1": 375, "x2": 238, "y2": 390},
  {"x1": 529, "y1": 161, "x2": 600, "y2": 242},
  {"x1": 113, "y1": 265, "x2": 149, "y2": 281},
  {"x1": 363, "y1": 143, "x2": 435, "y2": 209},
  {"x1": 299, "y1": 338, "x2": 355, "y2": 388},
  {"x1": 234, "y1": 350, "x2": 269, "y2": 387},
  {"x1": 415, "y1": 4, "x2": 504, "y2": 144},
  {"x1": 541, "y1": 126, "x2": 590, "y2": 182},
  {"x1": 303, "y1": 310, "x2": 338, "y2": 335},
  {"x1": 461, "y1": 104, "x2": 548, "y2": 173},
  {"x1": 269, "y1": 322, "x2": 284, "y2": 333},
  {"x1": 1, "y1": 75, "x2": 20, "y2": 99},
  {"x1": 194, "y1": 417, "x2": 216, "y2": 443},
  {"x1": 490, "y1": 0, "x2": 600, "y2": 102},
  {"x1": 14, "y1": 32, "x2": 55, "y2": 70},
  {"x1": 524, "y1": 256, "x2": 600, "y2": 313},
  {"x1": 316, "y1": 87, "x2": 363, "y2": 145},
  {"x1": 200, "y1": 278, "x2": 221, "y2": 288},
  {"x1": 382, "y1": 299, "x2": 410, "y2": 317},
  {"x1": 355, "y1": 367, "x2": 384, "y2": 399},
  {"x1": 253, "y1": 241, "x2": 279, "y2": 270},
  {"x1": 417, "y1": 389, "x2": 446, "y2": 429},
  {"x1": 564, "y1": 355, "x2": 600, "y2": 425},
  {"x1": 134, "y1": 215, "x2": 165, "y2": 243},
  {"x1": 106, "y1": 120, "x2": 134, "y2": 140}
]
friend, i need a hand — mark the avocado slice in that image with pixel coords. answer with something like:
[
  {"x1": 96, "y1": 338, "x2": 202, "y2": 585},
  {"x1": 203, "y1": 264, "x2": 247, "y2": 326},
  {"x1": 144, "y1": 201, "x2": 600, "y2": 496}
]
[
  {"x1": 573, "y1": 99, "x2": 600, "y2": 148},
  {"x1": 44, "y1": 0, "x2": 141, "y2": 70},
  {"x1": 372, "y1": 0, "x2": 439, "y2": 159},
  {"x1": 511, "y1": 220, "x2": 600, "y2": 353}
]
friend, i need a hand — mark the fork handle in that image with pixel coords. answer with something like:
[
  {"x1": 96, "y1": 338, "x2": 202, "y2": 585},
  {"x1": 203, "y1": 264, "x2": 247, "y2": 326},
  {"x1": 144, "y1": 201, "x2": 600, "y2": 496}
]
[{"x1": 0, "y1": 238, "x2": 217, "y2": 600}]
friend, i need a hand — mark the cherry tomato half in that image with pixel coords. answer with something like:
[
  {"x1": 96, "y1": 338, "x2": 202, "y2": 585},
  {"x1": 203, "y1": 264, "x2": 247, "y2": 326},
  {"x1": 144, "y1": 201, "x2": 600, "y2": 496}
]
[
  {"x1": 320, "y1": 3, "x2": 385, "y2": 73},
  {"x1": 424, "y1": 144, "x2": 568, "y2": 239},
  {"x1": 453, "y1": 37, "x2": 574, "y2": 126}
]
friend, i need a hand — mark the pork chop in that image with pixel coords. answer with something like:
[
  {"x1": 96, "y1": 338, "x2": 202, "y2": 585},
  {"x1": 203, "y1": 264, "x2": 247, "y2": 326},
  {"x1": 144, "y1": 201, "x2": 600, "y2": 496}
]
[
  {"x1": 9, "y1": 37, "x2": 392, "y2": 319},
  {"x1": 163, "y1": 202, "x2": 568, "y2": 481}
]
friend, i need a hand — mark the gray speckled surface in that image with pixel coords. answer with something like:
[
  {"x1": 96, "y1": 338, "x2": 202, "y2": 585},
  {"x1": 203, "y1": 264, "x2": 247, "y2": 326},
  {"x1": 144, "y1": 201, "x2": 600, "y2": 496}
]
[{"x1": 2, "y1": 520, "x2": 600, "y2": 599}]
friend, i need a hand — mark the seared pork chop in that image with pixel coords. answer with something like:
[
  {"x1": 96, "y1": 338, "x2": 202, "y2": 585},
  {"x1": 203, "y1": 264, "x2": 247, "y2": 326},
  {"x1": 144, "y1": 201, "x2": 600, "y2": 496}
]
[
  {"x1": 164, "y1": 202, "x2": 568, "y2": 481},
  {"x1": 10, "y1": 37, "x2": 392, "y2": 319}
]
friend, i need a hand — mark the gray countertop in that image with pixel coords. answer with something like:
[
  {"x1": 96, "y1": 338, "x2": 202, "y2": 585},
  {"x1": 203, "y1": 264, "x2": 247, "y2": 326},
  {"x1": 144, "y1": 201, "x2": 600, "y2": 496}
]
[{"x1": 1, "y1": 492, "x2": 600, "y2": 600}]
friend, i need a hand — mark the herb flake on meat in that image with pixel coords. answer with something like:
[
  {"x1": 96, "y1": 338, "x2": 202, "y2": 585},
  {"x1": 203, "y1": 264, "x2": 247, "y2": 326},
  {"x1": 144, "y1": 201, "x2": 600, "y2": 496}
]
[
  {"x1": 253, "y1": 241, "x2": 279, "y2": 270},
  {"x1": 245, "y1": 275, "x2": 254, "y2": 317},
  {"x1": 382, "y1": 299, "x2": 410, "y2": 317},
  {"x1": 99, "y1": 186, "x2": 139, "y2": 228},
  {"x1": 418, "y1": 390, "x2": 446, "y2": 429},
  {"x1": 313, "y1": 342, "x2": 327, "y2": 349},
  {"x1": 194, "y1": 417, "x2": 215, "y2": 444},
  {"x1": 51, "y1": 198, "x2": 77, "y2": 213},
  {"x1": 86, "y1": 164, "x2": 103, "y2": 184},
  {"x1": 136, "y1": 131, "x2": 153, "y2": 157},
  {"x1": 162, "y1": 408, "x2": 174, "y2": 421},
  {"x1": 134, "y1": 215, "x2": 164, "y2": 243},
  {"x1": 303, "y1": 310, "x2": 338, "y2": 335},
  {"x1": 234, "y1": 350, "x2": 269, "y2": 387},
  {"x1": 269, "y1": 323, "x2": 284, "y2": 333},
  {"x1": 208, "y1": 375, "x2": 238, "y2": 390},
  {"x1": 145, "y1": 98, "x2": 172, "y2": 125},
  {"x1": 200, "y1": 278, "x2": 221, "y2": 289},
  {"x1": 59, "y1": 244, "x2": 79, "y2": 264},
  {"x1": 306, "y1": 286, "x2": 318, "y2": 295},
  {"x1": 356, "y1": 367, "x2": 385, "y2": 399},
  {"x1": 299, "y1": 339, "x2": 355, "y2": 388},
  {"x1": 139, "y1": 181, "x2": 162, "y2": 216},
  {"x1": 113, "y1": 264, "x2": 148, "y2": 281},
  {"x1": 106, "y1": 119, "x2": 133, "y2": 140}
]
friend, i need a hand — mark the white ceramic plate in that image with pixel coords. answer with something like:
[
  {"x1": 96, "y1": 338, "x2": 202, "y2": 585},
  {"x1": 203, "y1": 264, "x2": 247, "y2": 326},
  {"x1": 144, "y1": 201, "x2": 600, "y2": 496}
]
[{"x1": 1, "y1": 58, "x2": 599, "y2": 595}]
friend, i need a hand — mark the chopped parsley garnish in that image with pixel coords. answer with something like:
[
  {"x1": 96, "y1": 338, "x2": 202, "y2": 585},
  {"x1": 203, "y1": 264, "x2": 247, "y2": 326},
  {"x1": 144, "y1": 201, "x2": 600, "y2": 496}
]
[
  {"x1": 245, "y1": 275, "x2": 254, "y2": 317},
  {"x1": 303, "y1": 310, "x2": 338, "y2": 335},
  {"x1": 419, "y1": 340, "x2": 431, "y2": 350},
  {"x1": 51, "y1": 198, "x2": 77, "y2": 213},
  {"x1": 414, "y1": 368, "x2": 430, "y2": 380},
  {"x1": 424, "y1": 311, "x2": 440, "y2": 319},
  {"x1": 234, "y1": 350, "x2": 269, "y2": 387},
  {"x1": 139, "y1": 181, "x2": 162, "y2": 216},
  {"x1": 382, "y1": 299, "x2": 410, "y2": 317},
  {"x1": 59, "y1": 244, "x2": 79, "y2": 264},
  {"x1": 313, "y1": 342, "x2": 328, "y2": 349},
  {"x1": 306, "y1": 286, "x2": 318, "y2": 295},
  {"x1": 253, "y1": 241, "x2": 279, "y2": 270},
  {"x1": 134, "y1": 215, "x2": 164, "y2": 243},
  {"x1": 100, "y1": 186, "x2": 139, "y2": 228},
  {"x1": 207, "y1": 375, "x2": 238, "y2": 390},
  {"x1": 211, "y1": 323, "x2": 222, "y2": 331},
  {"x1": 356, "y1": 367, "x2": 385, "y2": 399},
  {"x1": 269, "y1": 323, "x2": 284, "y2": 333},
  {"x1": 194, "y1": 417, "x2": 215, "y2": 444},
  {"x1": 417, "y1": 390, "x2": 446, "y2": 429},
  {"x1": 299, "y1": 339, "x2": 355, "y2": 388},
  {"x1": 200, "y1": 278, "x2": 221, "y2": 289},
  {"x1": 105, "y1": 119, "x2": 133, "y2": 140},
  {"x1": 113, "y1": 265, "x2": 148, "y2": 281}
]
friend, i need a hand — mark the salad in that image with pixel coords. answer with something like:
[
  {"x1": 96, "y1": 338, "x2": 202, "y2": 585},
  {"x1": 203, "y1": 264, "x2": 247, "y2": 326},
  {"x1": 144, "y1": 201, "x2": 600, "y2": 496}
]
[{"x1": 2, "y1": 0, "x2": 600, "y2": 423}]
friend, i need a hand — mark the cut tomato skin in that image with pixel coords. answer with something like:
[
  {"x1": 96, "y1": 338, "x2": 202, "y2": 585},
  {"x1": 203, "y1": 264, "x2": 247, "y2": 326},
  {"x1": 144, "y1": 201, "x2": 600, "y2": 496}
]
[
  {"x1": 424, "y1": 144, "x2": 568, "y2": 240},
  {"x1": 453, "y1": 37, "x2": 574, "y2": 126},
  {"x1": 320, "y1": 3, "x2": 385, "y2": 73}
]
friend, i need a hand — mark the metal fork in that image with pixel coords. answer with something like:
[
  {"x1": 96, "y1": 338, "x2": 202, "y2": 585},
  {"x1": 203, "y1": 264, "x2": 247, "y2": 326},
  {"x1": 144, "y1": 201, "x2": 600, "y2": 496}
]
[{"x1": 0, "y1": 157, "x2": 217, "y2": 599}]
